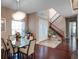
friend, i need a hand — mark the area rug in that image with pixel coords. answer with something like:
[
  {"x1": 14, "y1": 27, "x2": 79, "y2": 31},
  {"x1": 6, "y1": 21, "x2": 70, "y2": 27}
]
[{"x1": 36, "y1": 39, "x2": 62, "y2": 48}]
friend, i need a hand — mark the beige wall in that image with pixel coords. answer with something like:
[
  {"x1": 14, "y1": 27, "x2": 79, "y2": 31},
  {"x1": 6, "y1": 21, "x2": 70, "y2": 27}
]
[
  {"x1": 28, "y1": 13, "x2": 39, "y2": 41},
  {"x1": 28, "y1": 12, "x2": 49, "y2": 42},
  {"x1": 1, "y1": 7, "x2": 27, "y2": 39},
  {"x1": 1, "y1": 7, "x2": 14, "y2": 39}
]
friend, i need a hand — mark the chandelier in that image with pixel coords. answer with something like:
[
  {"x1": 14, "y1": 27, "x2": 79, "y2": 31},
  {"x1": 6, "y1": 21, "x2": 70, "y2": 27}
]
[{"x1": 12, "y1": 0, "x2": 26, "y2": 20}]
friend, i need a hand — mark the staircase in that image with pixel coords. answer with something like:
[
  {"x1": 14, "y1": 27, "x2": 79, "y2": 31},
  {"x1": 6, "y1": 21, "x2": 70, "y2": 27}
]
[
  {"x1": 37, "y1": 9, "x2": 65, "y2": 40},
  {"x1": 49, "y1": 13, "x2": 64, "y2": 39}
]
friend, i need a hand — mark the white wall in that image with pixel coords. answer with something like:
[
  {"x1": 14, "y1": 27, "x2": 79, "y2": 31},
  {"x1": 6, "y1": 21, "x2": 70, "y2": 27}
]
[{"x1": 38, "y1": 18, "x2": 49, "y2": 42}]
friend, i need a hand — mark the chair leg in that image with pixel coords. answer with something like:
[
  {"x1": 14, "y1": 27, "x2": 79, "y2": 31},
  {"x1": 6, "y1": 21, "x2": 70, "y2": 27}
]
[
  {"x1": 5, "y1": 51, "x2": 8, "y2": 59},
  {"x1": 22, "y1": 54, "x2": 24, "y2": 59},
  {"x1": 27, "y1": 55, "x2": 29, "y2": 59},
  {"x1": 13, "y1": 54, "x2": 14, "y2": 59},
  {"x1": 11, "y1": 54, "x2": 13, "y2": 59},
  {"x1": 29, "y1": 54, "x2": 33, "y2": 59},
  {"x1": 5, "y1": 51, "x2": 7, "y2": 59},
  {"x1": 4, "y1": 51, "x2": 6, "y2": 59},
  {"x1": 30, "y1": 55, "x2": 32, "y2": 59},
  {"x1": 34, "y1": 52, "x2": 35, "y2": 59},
  {"x1": 2, "y1": 50, "x2": 4, "y2": 59},
  {"x1": 6, "y1": 51, "x2": 9, "y2": 59},
  {"x1": 11, "y1": 54, "x2": 14, "y2": 59},
  {"x1": 19, "y1": 52, "x2": 21, "y2": 59}
]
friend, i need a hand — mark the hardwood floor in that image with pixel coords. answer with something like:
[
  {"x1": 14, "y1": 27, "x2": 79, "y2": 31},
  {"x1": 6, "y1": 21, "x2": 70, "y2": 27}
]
[
  {"x1": 35, "y1": 42, "x2": 71, "y2": 59},
  {"x1": 1, "y1": 42, "x2": 72, "y2": 59}
]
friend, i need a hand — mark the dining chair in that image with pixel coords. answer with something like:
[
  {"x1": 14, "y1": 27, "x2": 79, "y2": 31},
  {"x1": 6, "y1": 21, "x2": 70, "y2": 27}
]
[
  {"x1": 2, "y1": 38, "x2": 10, "y2": 50},
  {"x1": 20, "y1": 39, "x2": 36, "y2": 59},
  {"x1": 9, "y1": 35, "x2": 15, "y2": 41},
  {"x1": 1, "y1": 38, "x2": 9, "y2": 59},
  {"x1": 7, "y1": 40, "x2": 18, "y2": 59},
  {"x1": 19, "y1": 45, "x2": 29, "y2": 59}
]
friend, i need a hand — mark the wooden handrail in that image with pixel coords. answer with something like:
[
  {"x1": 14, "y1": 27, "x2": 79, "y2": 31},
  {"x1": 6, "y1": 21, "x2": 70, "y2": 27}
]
[
  {"x1": 49, "y1": 13, "x2": 60, "y2": 23},
  {"x1": 51, "y1": 15, "x2": 61, "y2": 23},
  {"x1": 49, "y1": 13, "x2": 58, "y2": 22}
]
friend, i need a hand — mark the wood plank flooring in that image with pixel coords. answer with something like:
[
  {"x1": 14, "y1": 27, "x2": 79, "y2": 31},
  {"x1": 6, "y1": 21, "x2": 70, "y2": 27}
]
[
  {"x1": 1, "y1": 42, "x2": 72, "y2": 59},
  {"x1": 35, "y1": 42, "x2": 71, "y2": 59}
]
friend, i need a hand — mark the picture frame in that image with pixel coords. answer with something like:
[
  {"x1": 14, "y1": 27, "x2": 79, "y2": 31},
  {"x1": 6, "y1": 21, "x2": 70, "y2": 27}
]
[{"x1": 1, "y1": 18, "x2": 6, "y2": 31}]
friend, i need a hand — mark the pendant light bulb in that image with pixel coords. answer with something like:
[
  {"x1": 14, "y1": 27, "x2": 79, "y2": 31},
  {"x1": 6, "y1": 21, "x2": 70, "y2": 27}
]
[{"x1": 12, "y1": 0, "x2": 26, "y2": 20}]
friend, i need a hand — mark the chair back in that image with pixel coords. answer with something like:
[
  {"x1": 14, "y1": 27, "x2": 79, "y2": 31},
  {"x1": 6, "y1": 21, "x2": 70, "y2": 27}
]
[
  {"x1": 8, "y1": 40, "x2": 14, "y2": 53},
  {"x1": 1, "y1": 38, "x2": 7, "y2": 50},
  {"x1": 1, "y1": 38, "x2": 9, "y2": 50},
  {"x1": 28, "y1": 39, "x2": 36, "y2": 55},
  {"x1": 9, "y1": 35, "x2": 15, "y2": 41}
]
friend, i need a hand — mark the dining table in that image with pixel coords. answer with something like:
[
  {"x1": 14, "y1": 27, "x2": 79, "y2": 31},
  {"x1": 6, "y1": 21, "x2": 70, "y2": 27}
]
[{"x1": 11, "y1": 37, "x2": 30, "y2": 59}]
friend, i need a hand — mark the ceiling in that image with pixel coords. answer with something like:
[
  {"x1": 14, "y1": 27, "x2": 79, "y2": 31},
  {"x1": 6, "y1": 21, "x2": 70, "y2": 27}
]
[{"x1": 1, "y1": 0, "x2": 78, "y2": 17}]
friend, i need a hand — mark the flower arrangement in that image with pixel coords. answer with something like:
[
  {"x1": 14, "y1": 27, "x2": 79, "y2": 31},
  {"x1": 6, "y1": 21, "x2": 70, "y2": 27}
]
[
  {"x1": 29, "y1": 33, "x2": 34, "y2": 40},
  {"x1": 15, "y1": 32, "x2": 21, "y2": 41}
]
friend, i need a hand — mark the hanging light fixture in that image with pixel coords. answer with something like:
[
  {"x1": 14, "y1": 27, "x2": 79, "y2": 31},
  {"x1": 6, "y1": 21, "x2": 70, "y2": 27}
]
[{"x1": 12, "y1": 0, "x2": 26, "y2": 20}]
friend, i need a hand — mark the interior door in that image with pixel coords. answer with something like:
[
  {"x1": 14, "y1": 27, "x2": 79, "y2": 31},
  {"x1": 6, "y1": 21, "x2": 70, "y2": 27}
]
[{"x1": 69, "y1": 21, "x2": 77, "y2": 51}]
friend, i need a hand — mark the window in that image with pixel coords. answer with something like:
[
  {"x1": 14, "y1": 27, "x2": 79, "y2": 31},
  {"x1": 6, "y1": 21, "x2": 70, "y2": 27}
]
[{"x1": 12, "y1": 20, "x2": 25, "y2": 36}]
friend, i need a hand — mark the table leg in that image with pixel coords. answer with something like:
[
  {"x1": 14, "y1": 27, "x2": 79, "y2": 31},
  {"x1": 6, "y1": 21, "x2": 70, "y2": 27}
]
[
  {"x1": 18, "y1": 48, "x2": 19, "y2": 59},
  {"x1": 17, "y1": 48, "x2": 21, "y2": 59}
]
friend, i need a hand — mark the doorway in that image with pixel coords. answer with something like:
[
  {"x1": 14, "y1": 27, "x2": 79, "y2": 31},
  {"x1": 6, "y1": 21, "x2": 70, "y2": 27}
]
[
  {"x1": 69, "y1": 21, "x2": 77, "y2": 51},
  {"x1": 66, "y1": 16, "x2": 78, "y2": 59}
]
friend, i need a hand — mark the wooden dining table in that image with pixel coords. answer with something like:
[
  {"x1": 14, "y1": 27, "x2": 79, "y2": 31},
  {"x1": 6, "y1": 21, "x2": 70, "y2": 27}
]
[{"x1": 11, "y1": 37, "x2": 30, "y2": 59}]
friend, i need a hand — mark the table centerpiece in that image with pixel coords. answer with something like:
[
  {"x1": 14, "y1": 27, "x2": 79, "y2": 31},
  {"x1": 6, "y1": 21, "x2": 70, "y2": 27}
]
[{"x1": 15, "y1": 32, "x2": 21, "y2": 42}]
